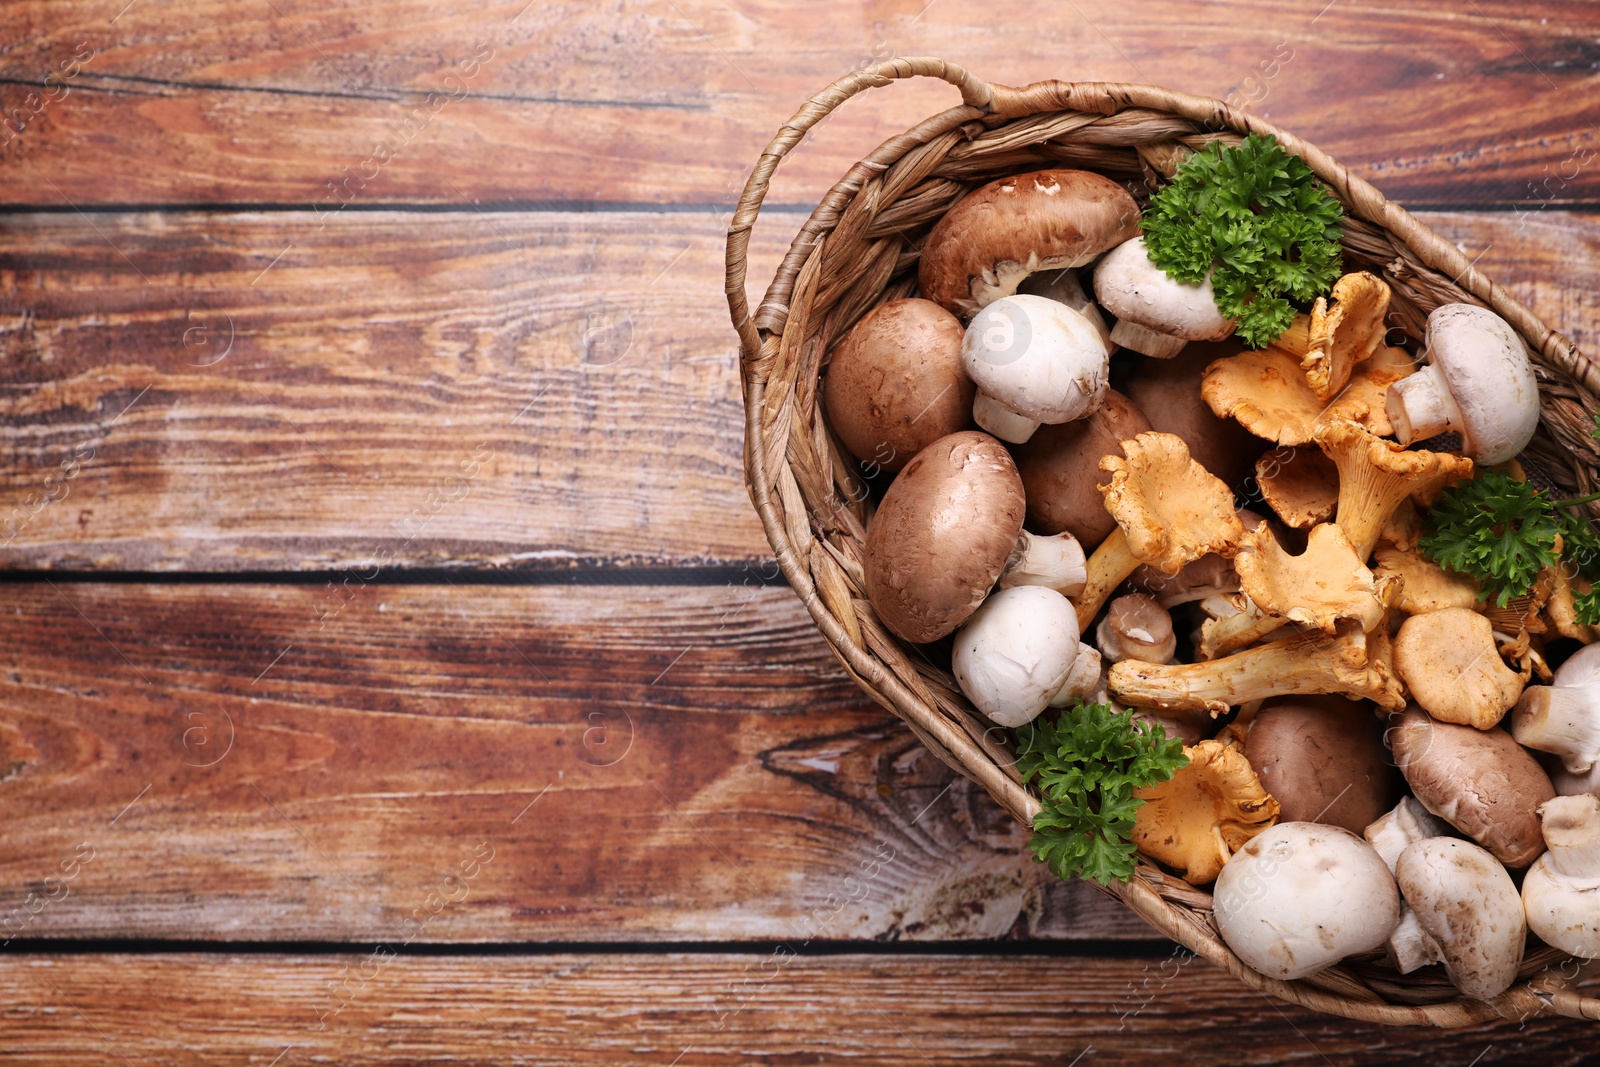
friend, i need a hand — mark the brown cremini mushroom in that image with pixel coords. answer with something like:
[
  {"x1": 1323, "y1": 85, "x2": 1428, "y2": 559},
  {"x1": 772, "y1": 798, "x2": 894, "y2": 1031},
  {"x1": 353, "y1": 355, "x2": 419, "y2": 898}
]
[
  {"x1": 1110, "y1": 620, "x2": 1406, "y2": 716},
  {"x1": 918, "y1": 170, "x2": 1141, "y2": 317},
  {"x1": 1314, "y1": 417, "x2": 1473, "y2": 560},
  {"x1": 1392, "y1": 608, "x2": 1526, "y2": 730},
  {"x1": 1075, "y1": 432, "x2": 1245, "y2": 629},
  {"x1": 1301, "y1": 271, "x2": 1391, "y2": 402},
  {"x1": 1121, "y1": 344, "x2": 1261, "y2": 488},
  {"x1": 1095, "y1": 594, "x2": 1177, "y2": 664},
  {"x1": 822, "y1": 298, "x2": 974, "y2": 473},
  {"x1": 1131, "y1": 739, "x2": 1280, "y2": 885},
  {"x1": 1386, "y1": 704, "x2": 1555, "y2": 867},
  {"x1": 863, "y1": 432, "x2": 1084, "y2": 643},
  {"x1": 1243, "y1": 696, "x2": 1402, "y2": 833},
  {"x1": 1013, "y1": 388, "x2": 1151, "y2": 548}
]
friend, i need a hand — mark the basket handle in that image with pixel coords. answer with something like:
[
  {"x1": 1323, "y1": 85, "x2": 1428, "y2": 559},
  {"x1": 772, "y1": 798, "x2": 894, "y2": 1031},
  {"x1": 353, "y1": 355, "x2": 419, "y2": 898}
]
[{"x1": 723, "y1": 58, "x2": 1001, "y2": 357}]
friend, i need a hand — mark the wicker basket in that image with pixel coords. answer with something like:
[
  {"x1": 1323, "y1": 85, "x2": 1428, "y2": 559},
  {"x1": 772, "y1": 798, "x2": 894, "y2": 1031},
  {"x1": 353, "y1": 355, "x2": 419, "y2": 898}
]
[{"x1": 725, "y1": 58, "x2": 1600, "y2": 1026}]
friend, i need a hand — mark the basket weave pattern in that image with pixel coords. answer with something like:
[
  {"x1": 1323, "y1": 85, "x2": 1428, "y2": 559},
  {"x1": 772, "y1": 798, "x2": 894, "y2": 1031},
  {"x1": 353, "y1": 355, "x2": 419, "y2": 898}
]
[{"x1": 725, "y1": 58, "x2": 1600, "y2": 1026}]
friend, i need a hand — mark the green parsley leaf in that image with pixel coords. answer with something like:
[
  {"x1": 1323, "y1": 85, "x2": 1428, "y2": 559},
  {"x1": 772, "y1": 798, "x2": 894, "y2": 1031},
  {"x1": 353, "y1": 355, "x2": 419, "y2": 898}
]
[
  {"x1": 1575, "y1": 588, "x2": 1600, "y2": 627},
  {"x1": 1142, "y1": 133, "x2": 1345, "y2": 348},
  {"x1": 1013, "y1": 702, "x2": 1188, "y2": 886},
  {"x1": 1420, "y1": 469, "x2": 1561, "y2": 607}
]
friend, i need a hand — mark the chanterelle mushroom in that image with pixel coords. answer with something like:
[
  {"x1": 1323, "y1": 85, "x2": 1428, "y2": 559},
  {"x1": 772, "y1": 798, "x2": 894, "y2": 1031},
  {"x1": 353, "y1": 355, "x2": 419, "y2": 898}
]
[
  {"x1": 1301, "y1": 271, "x2": 1390, "y2": 401},
  {"x1": 1121, "y1": 345, "x2": 1262, "y2": 487},
  {"x1": 1386, "y1": 303, "x2": 1540, "y2": 465},
  {"x1": 1522, "y1": 793, "x2": 1600, "y2": 958},
  {"x1": 864, "y1": 432, "x2": 1086, "y2": 643},
  {"x1": 1391, "y1": 837, "x2": 1524, "y2": 1000},
  {"x1": 1202, "y1": 341, "x2": 1416, "y2": 447},
  {"x1": 1233, "y1": 522, "x2": 1393, "y2": 634},
  {"x1": 822, "y1": 298, "x2": 975, "y2": 473},
  {"x1": 1110, "y1": 620, "x2": 1405, "y2": 716},
  {"x1": 961, "y1": 294, "x2": 1111, "y2": 443},
  {"x1": 1372, "y1": 542, "x2": 1481, "y2": 615},
  {"x1": 1130, "y1": 739, "x2": 1279, "y2": 884},
  {"x1": 1314, "y1": 417, "x2": 1473, "y2": 560},
  {"x1": 1212, "y1": 822, "x2": 1401, "y2": 981},
  {"x1": 1092, "y1": 236, "x2": 1235, "y2": 359},
  {"x1": 1255, "y1": 446, "x2": 1339, "y2": 529},
  {"x1": 1393, "y1": 608, "x2": 1526, "y2": 730},
  {"x1": 1076, "y1": 432, "x2": 1245, "y2": 629},
  {"x1": 952, "y1": 586, "x2": 1082, "y2": 728},
  {"x1": 1387, "y1": 704, "x2": 1555, "y2": 867},
  {"x1": 919, "y1": 169, "x2": 1141, "y2": 317},
  {"x1": 1512, "y1": 641, "x2": 1600, "y2": 774}
]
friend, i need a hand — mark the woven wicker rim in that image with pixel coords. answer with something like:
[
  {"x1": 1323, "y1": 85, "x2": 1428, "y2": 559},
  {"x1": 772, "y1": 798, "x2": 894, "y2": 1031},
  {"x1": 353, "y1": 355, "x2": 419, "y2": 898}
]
[{"x1": 725, "y1": 57, "x2": 1600, "y2": 1027}]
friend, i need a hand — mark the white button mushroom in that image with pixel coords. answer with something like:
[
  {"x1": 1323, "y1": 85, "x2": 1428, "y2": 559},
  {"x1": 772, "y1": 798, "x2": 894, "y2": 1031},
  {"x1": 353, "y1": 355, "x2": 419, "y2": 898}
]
[
  {"x1": 1092, "y1": 236, "x2": 1236, "y2": 360},
  {"x1": 961, "y1": 295, "x2": 1110, "y2": 444},
  {"x1": 951, "y1": 586, "x2": 1082, "y2": 728},
  {"x1": 1391, "y1": 837, "x2": 1525, "y2": 1001},
  {"x1": 1522, "y1": 793, "x2": 1600, "y2": 958},
  {"x1": 1384, "y1": 303, "x2": 1540, "y2": 464},
  {"x1": 1212, "y1": 822, "x2": 1400, "y2": 981},
  {"x1": 1512, "y1": 642, "x2": 1600, "y2": 774}
]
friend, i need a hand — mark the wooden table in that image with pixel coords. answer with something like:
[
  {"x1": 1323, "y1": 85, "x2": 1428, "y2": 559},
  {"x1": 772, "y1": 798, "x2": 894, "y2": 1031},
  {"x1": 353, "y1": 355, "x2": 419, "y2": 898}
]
[{"x1": 2, "y1": 1, "x2": 1597, "y2": 1062}]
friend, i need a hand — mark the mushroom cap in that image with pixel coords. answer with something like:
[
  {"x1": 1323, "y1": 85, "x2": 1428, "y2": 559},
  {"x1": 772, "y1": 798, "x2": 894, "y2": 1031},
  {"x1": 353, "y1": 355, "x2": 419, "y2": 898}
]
[
  {"x1": 1013, "y1": 388, "x2": 1151, "y2": 548},
  {"x1": 1130, "y1": 738, "x2": 1279, "y2": 885},
  {"x1": 1203, "y1": 342, "x2": 1418, "y2": 447},
  {"x1": 919, "y1": 170, "x2": 1141, "y2": 316},
  {"x1": 1420, "y1": 303, "x2": 1541, "y2": 466},
  {"x1": 1092, "y1": 236, "x2": 1235, "y2": 341},
  {"x1": 961, "y1": 295, "x2": 1110, "y2": 425},
  {"x1": 1393, "y1": 608, "x2": 1525, "y2": 730},
  {"x1": 1301, "y1": 271, "x2": 1391, "y2": 402},
  {"x1": 1212, "y1": 822, "x2": 1401, "y2": 981},
  {"x1": 822, "y1": 298, "x2": 975, "y2": 473},
  {"x1": 1244, "y1": 696, "x2": 1402, "y2": 833},
  {"x1": 863, "y1": 431, "x2": 1025, "y2": 643},
  {"x1": 1120, "y1": 344, "x2": 1262, "y2": 487},
  {"x1": 1234, "y1": 522, "x2": 1392, "y2": 633},
  {"x1": 1255, "y1": 446, "x2": 1339, "y2": 529},
  {"x1": 1386, "y1": 704, "x2": 1555, "y2": 867},
  {"x1": 1373, "y1": 543, "x2": 1481, "y2": 615},
  {"x1": 1523, "y1": 794, "x2": 1600, "y2": 957},
  {"x1": 1127, "y1": 509, "x2": 1271, "y2": 607},
  {"x1": 952, "y1": 586, "x2": 1081, "y2": 728},
  {"x1": 1099, "y1": 432, "x2": 1246, "y2": 575},
  {"x1": 1096, "y1": 593, "x2": 1177, "y2": 664},
  {"x1": 1554, "y1": 640, "x2": 1600, "y2": 688},
  {"x1": 1395, "y1": 837, "x2": 1525, "y2": 1000}
]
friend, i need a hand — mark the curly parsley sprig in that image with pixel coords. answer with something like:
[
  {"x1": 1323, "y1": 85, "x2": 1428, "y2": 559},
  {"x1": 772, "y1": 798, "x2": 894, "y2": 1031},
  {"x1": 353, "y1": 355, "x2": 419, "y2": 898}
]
[
  {"x1": 1013, "y1": 702, "x2": 1188, "y2": 886},
  {"x1": 1420, "y1": 468, "x2": 1600, "y2": 618},
  {"x1": 1142, "y1": 133, "x2": 1345, "y2": 348}
]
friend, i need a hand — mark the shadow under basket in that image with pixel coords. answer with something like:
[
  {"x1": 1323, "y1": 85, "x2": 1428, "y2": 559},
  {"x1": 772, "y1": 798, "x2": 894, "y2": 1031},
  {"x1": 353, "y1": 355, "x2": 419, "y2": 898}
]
[{"x1": 724, "y1": 57, "x2": 1600, "y2": 1026}]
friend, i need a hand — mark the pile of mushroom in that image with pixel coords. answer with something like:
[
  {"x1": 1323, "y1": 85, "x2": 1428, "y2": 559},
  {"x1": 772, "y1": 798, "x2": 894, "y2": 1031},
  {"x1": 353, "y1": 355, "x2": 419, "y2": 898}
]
[{"x1": 817, "y1": 164, "x2": 1596, "y2": 1003}]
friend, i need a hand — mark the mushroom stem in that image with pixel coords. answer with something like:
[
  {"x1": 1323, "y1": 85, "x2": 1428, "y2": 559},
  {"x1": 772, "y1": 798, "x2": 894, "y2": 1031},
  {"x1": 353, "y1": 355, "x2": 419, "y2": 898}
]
[
  {"x1": 1198, "y1": 598, "x2": 1289, "y2": 659},
  {"x1": 1109, "y1": 318, "x2": 1187, "y2": 360},
  {"x1": 1384, "y1": 362, "x2": 1461, "y2": 446},
  {"x1": 1386, "y1": 907, "x2": 1442, "y2": 975},
  {"x1": 972, "y1": 391, "x2": 1041, "y2": 444},
  {"x1": 1364, "y1": 797, "x2": 1451, "y2": 873},
  {"x1": 1539, "y1": 794, "x2": 1600, "y2": 882},
  {"x1": 1109, "y1": 623, "x2": 1403, "y2": 716},
  {"x1": 999, "y1": 531, "x2": 1088, "y2": 597},
  {"x1": 1075, "y1": 527, "x2": 1142, "y2": 631},
  {"x1": 1513, "y1": 685, "x2": 1600, "y2": 775},
  {"x1": 1048, "y1": 642, "x2": 1105, "y2": 707}
]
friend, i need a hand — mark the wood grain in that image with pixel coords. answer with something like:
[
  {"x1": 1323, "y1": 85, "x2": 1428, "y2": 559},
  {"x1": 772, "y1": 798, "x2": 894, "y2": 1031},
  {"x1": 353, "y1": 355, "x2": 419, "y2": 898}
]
[
  {"x1": 0, "y1": 581, "x2": 1152, "y2": 942},
  {"x1": 1, "y1": 1, "x2": 1597, "y2": 208},
  {"x1": 2, "y1": 208, "x2": 1597, "y2": 571},
  {"x1": 1, "y1": 952, "x2": 1594, "y2": 1064}
]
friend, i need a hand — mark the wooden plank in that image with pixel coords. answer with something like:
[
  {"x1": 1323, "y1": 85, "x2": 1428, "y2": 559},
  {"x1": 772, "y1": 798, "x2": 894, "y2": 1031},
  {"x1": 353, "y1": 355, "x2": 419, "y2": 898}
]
[
  {"x1": 2, "y1": 208, "x2": 1597, "y2": 572},
  {"x1": 2, "y1": 0, "x2": 1598, "y2": 208},
  {"x1": 0, "y1": 581, "x2": 1151, "y2": 942},
  {"x1": 0, "y1": 952, "x2": 1592, "y2": 1064}
]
